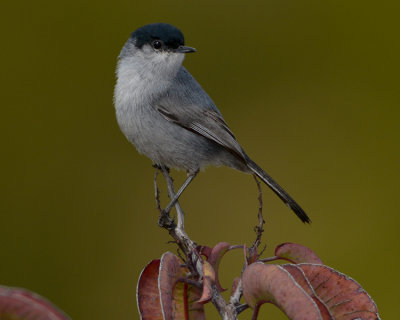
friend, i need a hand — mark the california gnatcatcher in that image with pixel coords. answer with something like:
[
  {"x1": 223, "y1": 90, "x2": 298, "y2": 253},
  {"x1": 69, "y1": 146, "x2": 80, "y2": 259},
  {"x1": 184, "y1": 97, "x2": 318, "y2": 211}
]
[{"x1": 114, "y1": 23, "x2": 310, "y2": 223}]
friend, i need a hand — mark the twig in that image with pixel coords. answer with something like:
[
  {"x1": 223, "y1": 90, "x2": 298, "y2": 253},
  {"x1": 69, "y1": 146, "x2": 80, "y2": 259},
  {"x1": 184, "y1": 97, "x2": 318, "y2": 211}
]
[
  {"x1": 153, "y1": 167, "x2": 176, "y2": 230},
  {"x1": 249, "y1": 174, "x2": 265, "y2": 259},
  {"x1": 153, "y1": 169, "x2": 162, "y2": 213},
  {"x1": 161, "y1": 170, "x2": 198, "y2": 218},
  {"x1": 211, "y1": 283, "x2": 237, "y2": 320},
  {"x1": 229, "y1": 278, "x2": 243, "y2": 306},
  {"x1": 156, "y1": 167, "x2": 238, "y2": 320},
  {"x1": 176, "y1": 277, "x2": 203, "y2": 289},
  {"x1": 236, "y1": 304, "x2": 249, "y2": 314},
  {"x1": 159, "y1": 166, "x2": 186, "y2": 231},
  {"x1": 157, "y1": 167, "x2": 199, "y2": 264}
]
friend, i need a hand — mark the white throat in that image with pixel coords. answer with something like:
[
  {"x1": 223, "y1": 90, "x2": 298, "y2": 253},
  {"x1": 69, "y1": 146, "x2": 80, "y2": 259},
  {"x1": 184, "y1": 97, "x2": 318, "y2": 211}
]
[{"x1": 115, "y1": 46, "x2": 184, "y2": 108}]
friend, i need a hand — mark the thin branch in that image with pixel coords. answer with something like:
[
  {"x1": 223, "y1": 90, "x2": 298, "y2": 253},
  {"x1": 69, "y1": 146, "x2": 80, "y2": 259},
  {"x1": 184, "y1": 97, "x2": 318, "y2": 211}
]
[
  {"x1": 258, "y1": 244, "x2": 267, "y2": 258},
  {"x1": 153, "y1": 169, "x2": 162, "y2": 213},
  {"x1": 229, "y1": 245, "x2": 244, "y2": 250},
  {"x1": 156, "y1": 167, "x2": 238, "y2": 320},
  {"x1": 236, "y1": 304, "x2": 249, "y2": 314},
  {"x1": 153, "y1": 167, "x2": 176, "y2": 231},
  {"x1": 162, "y1": 170, "x2": 198, "y2": 220},
  {"x1": 249, "y1": 174, "x2": 265, "y2": 259},
  {"x1": 211, "y1": 284, "x2": 237, "y2": 320},
  {"x1": 229, "y1": 278, "x2": 243, "y2": 306},
  {"x1": 157, "y1": 167, "x2": 200, "y2": 271},
  {"x1": 159, "y1": 166, "x2": 186, "y2": 231},
  {"x1": 176, "y1": 277, "x2": 203, "y2": 289},
  {"x1": 176, "y1": 247, "x2": 185, "y2": 262}
]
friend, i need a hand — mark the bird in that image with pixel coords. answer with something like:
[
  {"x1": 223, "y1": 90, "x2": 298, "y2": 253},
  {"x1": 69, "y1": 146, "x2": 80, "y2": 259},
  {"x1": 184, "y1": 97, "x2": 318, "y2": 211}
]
[{"x1": 114, "y1": 23, "x2": 310, "y2": 223}]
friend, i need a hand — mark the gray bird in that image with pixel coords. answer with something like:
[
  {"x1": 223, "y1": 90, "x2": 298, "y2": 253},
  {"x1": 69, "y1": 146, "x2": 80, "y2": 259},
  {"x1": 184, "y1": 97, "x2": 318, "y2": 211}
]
[{"x1": 114, "y1": 23, "x2": 310, "y2": 223}]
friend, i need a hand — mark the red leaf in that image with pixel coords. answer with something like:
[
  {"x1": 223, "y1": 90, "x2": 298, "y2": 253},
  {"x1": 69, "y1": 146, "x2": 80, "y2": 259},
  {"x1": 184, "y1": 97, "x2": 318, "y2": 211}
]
[
  {"x1": 158, "y1": 252, "x2": 186, "y2": 319},
  {"x1": 197, "y1": 245, "x2": 212, "y2": 259},
  {"x1": 283, "y1": 265, "x2": 333, "y2": 319},
  {"x1": 275, "y1": 243, "x2": 323, "y2": 264},
  {"x1": 185, "y1": 285, "x2": 205, "y2": 320},
  {"x1": 137, "y1": 259, "x2": 163, "y2": 320},
  {"x1": 206, "y1": 242, "x2": 231, "y2": 291},
  {"x1": 137, "y1": 253, "x2": 205, "y2": 320},
  {"x1": 297, "y1": 264, "x2": 380, "y2": 320},
  {"x1": 242, "y1": 262, "x2": 323, "y2": 320},
  {"x1": 0, "y1": 285, "x2": 70, "y2": 320}
]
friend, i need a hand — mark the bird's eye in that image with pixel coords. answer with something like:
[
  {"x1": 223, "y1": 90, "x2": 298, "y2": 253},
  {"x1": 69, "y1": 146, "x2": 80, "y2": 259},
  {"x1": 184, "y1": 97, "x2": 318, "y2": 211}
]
[{"x1": 152, "y1": 40, "x2": 163, "y2": 50}]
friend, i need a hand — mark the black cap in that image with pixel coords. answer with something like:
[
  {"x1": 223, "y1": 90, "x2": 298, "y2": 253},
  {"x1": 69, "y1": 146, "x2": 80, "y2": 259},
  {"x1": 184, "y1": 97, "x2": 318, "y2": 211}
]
[{"x1": 131, "y1": 23, "x2": 185, "y2": 50}]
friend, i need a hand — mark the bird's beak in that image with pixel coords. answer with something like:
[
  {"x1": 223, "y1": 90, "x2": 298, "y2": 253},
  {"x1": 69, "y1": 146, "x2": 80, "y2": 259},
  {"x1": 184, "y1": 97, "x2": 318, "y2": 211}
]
[{"x1": 174, "y1": 46, "x2": 197, "y2": 53}]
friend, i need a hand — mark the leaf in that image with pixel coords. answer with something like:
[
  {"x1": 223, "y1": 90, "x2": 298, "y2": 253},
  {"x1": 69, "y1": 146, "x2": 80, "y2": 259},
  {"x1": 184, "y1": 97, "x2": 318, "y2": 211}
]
[
  {"x1": 197, "y1": 261, "x2": 215, "y2": 304},
  {"x1": 159, "y1": 252, "x2": 190, "y2": 319},
  {"x1": 206, "y1": 242, "x2": 231, "y2": 291},
  {"x1": 275, "y1": 243, "x2": 323, "y2": 264},
  {"x1": 282, "y1": 265, "x2": 333, "y2": 320},
  {"x1": 0, "y1": 285, "x2": 70, "y2": 320},
  {"x1": 242, "y1": 262, "x2": 323, "y2": 320},
  {"x1": 137, "y1": 259, "x2": 163, "y2": 320},
  {"x1": 185, "y1": 285, "x2": 205, "y2": 320},
  {"x1": 295, "y1": 264, "x2": 380, "y2": 320},
  {"x1": 137, "y1": 253, "x2": 205, "y2": 320},
  {"x1": 197, "y1": 245, "x2": 212, "y2": 259}
]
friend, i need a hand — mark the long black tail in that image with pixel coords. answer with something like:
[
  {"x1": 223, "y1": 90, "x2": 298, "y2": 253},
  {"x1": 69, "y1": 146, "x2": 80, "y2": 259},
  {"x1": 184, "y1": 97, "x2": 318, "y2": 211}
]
[{"x1": 246, "y1": 158, "x2": 311, "y2": 223}]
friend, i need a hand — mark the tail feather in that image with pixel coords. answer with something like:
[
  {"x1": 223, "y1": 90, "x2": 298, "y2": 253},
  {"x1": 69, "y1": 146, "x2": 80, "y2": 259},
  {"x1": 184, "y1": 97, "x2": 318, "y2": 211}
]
[{"x1": 246, "y1": 158, "x2": 311, "y2": 223}]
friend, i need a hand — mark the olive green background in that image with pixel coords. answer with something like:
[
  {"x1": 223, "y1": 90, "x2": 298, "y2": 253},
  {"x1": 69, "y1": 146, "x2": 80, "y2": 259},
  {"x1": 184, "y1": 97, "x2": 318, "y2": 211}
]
[{"x1": 1, "y1": 0, "x2": 399, "y2": 319}]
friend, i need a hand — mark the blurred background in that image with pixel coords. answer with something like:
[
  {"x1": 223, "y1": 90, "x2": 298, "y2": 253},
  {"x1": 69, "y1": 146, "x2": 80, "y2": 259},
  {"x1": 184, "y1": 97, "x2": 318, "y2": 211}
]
[{"x1": 1, "y1": 0, "x2": 399, "y2": 318}]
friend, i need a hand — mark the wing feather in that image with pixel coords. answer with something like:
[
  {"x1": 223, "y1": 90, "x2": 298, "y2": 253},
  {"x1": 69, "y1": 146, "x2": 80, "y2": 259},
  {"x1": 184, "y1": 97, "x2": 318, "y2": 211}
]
[{"x1": 154, "y1": 68, "x2": 246, "y2": 162}]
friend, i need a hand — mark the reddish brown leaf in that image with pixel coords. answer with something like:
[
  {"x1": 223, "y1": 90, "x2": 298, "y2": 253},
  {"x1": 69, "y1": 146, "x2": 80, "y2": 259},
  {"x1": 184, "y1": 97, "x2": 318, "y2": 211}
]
[
  {"x1": 275, "y1": 243, "x2": 323, "y2": 264},
  {"x1": 206, "y1": 242, "x2": 231, "y2": 291},
  {"x1": 137, "y1": 259, "x2": 163, "y2": 320},
  {"x1": 283, "y1": 265, "x2": 333, "y2": 320},
  {"x1": 137, "y1": 253, "x2": 205, "y2": 320},
  {"x1": 185, "y1": 285, "x2": 205, "y2": 320},
  {"x1": 197, "y1": 245, "x2": 212, "y2": 259},
  {"x1": 197, "y1": 261, "x2": 215, "y2": 304},
  {"x1": 165, "y1": 252, "x2": 205, "y2": 320},
  {"x1": 242, "y1": 262, "x2": 323, "y2": 320},
  {"x1": 298, "y1": 264, "x2": 380, "y2": 320},
  {"x1": 159, "y1": 252, "x2": 190, "y2": 319},
  {"x1": 170, "y1": 279, "x2": 205, "y2": 320},
  {"x1": 0, "y1": 285, "x2": 70, "y2": 320}
]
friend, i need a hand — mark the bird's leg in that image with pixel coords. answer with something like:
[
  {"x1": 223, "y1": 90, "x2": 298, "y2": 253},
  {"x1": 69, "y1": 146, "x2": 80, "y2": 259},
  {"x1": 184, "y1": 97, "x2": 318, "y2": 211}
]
[
  {"x1": 162, "y1": 170, "x2": 199, "y2": 215},
  {"x1": 159, "y1": 166, "x2": 185, "y2": 230},
  {"x1": 160, "y1": 168, "x2": 198, "y2": 231},
  {"x1": 153, "y1": 166, "x2": 177, "y2": 229},
  {"x1": 159, "y1": 167, "x2": 199, "y2": 261}
]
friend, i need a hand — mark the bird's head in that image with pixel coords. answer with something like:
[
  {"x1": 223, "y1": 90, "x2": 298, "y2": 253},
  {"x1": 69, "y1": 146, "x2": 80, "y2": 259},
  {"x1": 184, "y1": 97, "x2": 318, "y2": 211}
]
[{"x1": 118, "y1": 23, "x2": 196, "y2": 80}]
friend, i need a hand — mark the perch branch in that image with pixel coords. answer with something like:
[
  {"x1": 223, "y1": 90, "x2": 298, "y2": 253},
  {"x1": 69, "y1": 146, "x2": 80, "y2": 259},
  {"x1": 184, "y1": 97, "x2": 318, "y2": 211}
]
[
  {"x1": 249, "y1": 174, "x2": 265, "y2": 259},
  {"x1": 161, "y1": 170, "x2": 199, "y2": 219},
  {"x1": 153, "y1": 169, "x2": 162, "y2": 213},
  {"x1": 155, "y1": 167, "x2": 239, "y2": 320},
  {"x1": 229, "y1": 278, "x2": 243, "y2": 306},
  {"x1": 159, "y1": 166, "x2": 186, "y2": 231},
  {"x1": 211, "y1": 283, "x2": 237, "y2": 320},
  {"x1": 153, "y1": 167, "x2": 175, "y2": 230}
]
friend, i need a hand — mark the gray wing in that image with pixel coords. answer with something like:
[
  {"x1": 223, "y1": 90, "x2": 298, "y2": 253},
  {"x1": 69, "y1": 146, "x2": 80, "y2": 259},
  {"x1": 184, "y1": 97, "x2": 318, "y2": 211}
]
[
  {"x1": 156, "y1": 68, "x2": 311, "y2": 223},
  {"x1": 155, "y1": 67, "x2": 247, "y2": 162}
]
